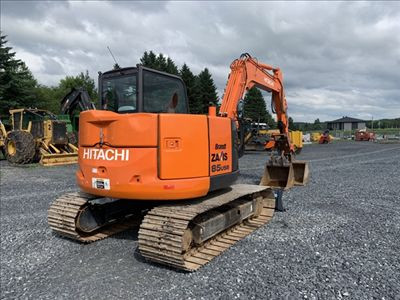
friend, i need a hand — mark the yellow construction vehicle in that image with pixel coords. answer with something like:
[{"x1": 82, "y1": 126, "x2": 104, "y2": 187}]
[
  {"x1": 264, "y1": 130, "x2": 303, "y2": 154},
  {"x1": 311, "y1": 131, "x2": 333, "y2": 144},
  {"x1": 289, "y1": 130, "x2": 303, "y2": 153},
  {"x1": 244, "y1": 122, "x2": 304, "y2": 153},
  {"x1": 244, "y1": 122, "x2": 271, "y2": 151},
  {"x1": 3, "y1": 108, "x2": 78, "y2": 166}
]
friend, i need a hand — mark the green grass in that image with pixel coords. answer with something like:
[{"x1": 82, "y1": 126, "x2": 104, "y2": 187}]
[{"x1": 370, "y1": 128, "x2": 400, "y2": 135}]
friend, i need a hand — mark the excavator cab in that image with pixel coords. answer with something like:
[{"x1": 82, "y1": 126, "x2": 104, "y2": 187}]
[{"x1": 99, "y1": 66, "x2": 189, "y2": 114}]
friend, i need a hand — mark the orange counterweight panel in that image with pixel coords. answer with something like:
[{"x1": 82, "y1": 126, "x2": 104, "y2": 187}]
[
  {"x1": 79, "y1": 110, "x2": 158, "y2": 147},
  {"x1": 159, "y1": 114, "x2": 209, "y2": 180},
  {"x1": 208, "y1": 117, "x2": 232, "y2": 175},
  {"x1": 76, "y1": 147, "x2": 210, "y2": 200}
]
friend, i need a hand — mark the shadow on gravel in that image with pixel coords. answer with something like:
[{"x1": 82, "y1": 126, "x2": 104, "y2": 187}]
[
  {"x1": 50, "y1": 232, "x2": 84, "y2": 245},
  {"x1": 133, "y1": 247, "x2": 188, "y2": 273},
  {"x1": 109, "y1": 227, "x2": 139, "y2": 241},
  {"x1": 50, "y1": 226, "x2": 140, "y2": 244}
]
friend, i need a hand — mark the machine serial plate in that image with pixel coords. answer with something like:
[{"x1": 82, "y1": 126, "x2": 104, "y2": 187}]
[{"x1": 92, "y1": 178, "x2": 110, "y2": 190}]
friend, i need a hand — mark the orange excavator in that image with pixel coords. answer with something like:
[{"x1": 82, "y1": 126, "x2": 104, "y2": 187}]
[{"x1": 48, "y1": 53, "x2": 308, "y2": 271}]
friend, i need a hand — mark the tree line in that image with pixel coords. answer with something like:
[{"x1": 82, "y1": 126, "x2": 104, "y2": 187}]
[
  {"x1": 140, "y1": 50, "x2": 275, "y2": 126},
  {"x1": 0, "y1": 35, "x2": 97, "y2": 119},
  {"x1": 1, "y1": 34, "x2": 275, "y2": 127},
  {"x1": 292, "y1": 118, "x2": 400, "y2": 131}
]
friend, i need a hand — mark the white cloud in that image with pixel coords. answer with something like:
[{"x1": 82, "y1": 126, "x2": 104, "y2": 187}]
[{"x1": 1, "y1": 0, "x2": 400, "y2": 121}]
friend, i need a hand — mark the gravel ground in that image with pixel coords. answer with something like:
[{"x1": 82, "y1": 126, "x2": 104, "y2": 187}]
[{"x1": 1, "y1": 141, "x2": 399, "y2": 299}]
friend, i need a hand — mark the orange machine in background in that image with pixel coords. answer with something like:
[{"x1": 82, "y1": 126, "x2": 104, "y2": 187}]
[
  {"x1": 319, "y1": 130, "x2": 332, "y2": 144},
  {"x1": 355, "y1": 129, "x2": 375, "y2": 141},
  {"x1": 48, "y1": 54, "x2": 308, "y2": 271}
]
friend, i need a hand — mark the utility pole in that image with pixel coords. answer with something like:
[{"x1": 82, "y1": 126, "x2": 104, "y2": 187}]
[{"x1": 371, "y1": 116, "x2": 373, "y2": 130}]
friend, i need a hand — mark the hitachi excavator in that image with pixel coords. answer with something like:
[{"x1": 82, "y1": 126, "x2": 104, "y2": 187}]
[{"x1": 48, "y1": 53, "x2": 309, "y2": 271}]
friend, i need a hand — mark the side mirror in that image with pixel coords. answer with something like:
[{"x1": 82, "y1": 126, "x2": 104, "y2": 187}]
[{"x1": 237, "y1": 99, "x2": 244, "y2": 119}]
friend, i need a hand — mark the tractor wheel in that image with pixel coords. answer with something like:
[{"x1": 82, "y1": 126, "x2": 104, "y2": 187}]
[
  {"x1": 5, "y1": 131, "x2": 36, "y2": 164},
  {"x1": 67, "y1": 132, "x2": 78, "y2": 146}
]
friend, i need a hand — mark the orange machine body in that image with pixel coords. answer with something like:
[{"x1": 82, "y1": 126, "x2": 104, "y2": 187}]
[
  {"x1": 76, "y1": 54, "x2": 292, "y2": 201},
  {"x1": 76, "y1": 110, "x2": 237, "y2": 200}
]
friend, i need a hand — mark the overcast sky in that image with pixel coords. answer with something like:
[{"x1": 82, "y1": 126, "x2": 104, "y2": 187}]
[{"x1": 1, "y1": 1, "x2": 399, "y2": 121}]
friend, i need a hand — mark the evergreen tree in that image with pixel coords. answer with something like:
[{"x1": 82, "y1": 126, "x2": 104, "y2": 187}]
[
  {"x1": 155, "y1": 53, "x2": 167, "y2": 71},
  {"x1": 243, "y1": 87, "x2": 275, "y2": 127},
  {"x1": 180, "y1": 63, "x2": 201, "y2": 113},
  {"x1": 193, "y1": 68, "x2": 218, "y2": 114},
  {"x1": 147, "y1": 51, "x2": 157, "y2": 68},
  {"x1": 0, "y1": 35, "x2": 38, "y2": 117},
  {"x1": 139, "y1": 51, "x2": 219, "y2": 114},
  {"x1": 288, "y1": 117, "x2": 297, "y2": 130},
  {"x1": 166, "y1": 57, "x2": 179, "y2": 75},
  {"x1": 140, "y1": 51, "x2": 150, "y2": 66},
  {"x1": 140, "y1": 50, "x2": 158, "y2": 69},
  {"x1": 140, "y1": 51, "x2": 179, "y2": 75}
]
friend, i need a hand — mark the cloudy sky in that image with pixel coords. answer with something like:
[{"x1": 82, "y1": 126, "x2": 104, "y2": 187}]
[{"x1": 1, "y1": 1, "x2": 399, "y2": 121}]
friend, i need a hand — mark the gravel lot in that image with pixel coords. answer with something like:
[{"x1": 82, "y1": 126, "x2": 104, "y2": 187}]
[{"x1": 1, "y1": 141, "x2": 399, "y2": 299}]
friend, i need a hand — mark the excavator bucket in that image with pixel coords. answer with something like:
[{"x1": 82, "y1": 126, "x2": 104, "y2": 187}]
[
  {"x1": 292, "y1": 160, "x2": 309, "y2": 186},
  {"x1": 39, "y1": 143, "x2": 78, "y2": 166},
  {"x1": 260, "y1": 162, "x2": 295, "y2": 189}
]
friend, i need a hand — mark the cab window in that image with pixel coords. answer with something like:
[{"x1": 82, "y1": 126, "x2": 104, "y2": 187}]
[
  {"x1": 102, "y1": 74, "x2": 137, "y2": 113},
  {"x1": 143, "y1": 71, "x2": 188, "y2": 113}
]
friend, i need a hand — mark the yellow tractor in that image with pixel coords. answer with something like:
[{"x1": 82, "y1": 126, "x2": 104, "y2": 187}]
[{"x1": 2, "y1": 108, "x2": 78, "y2": 166}]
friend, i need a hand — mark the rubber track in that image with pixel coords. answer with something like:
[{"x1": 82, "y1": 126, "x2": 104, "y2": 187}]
[
  {"x1": 48, "y1": 192, "x2": 139, "y2": 243},
  {"x1": 138, "y1": 184, "x2": 275, "y2": 271}
]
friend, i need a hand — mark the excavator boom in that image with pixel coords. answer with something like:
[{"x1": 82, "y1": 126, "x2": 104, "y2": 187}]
[{"x1": 219, "y1": 53, "x2": 308, "y2": 188}]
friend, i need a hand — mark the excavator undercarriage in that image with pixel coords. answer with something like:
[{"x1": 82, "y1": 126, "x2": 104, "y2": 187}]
[
  {"x1": 48, "y1": 184, "x2": 276, "y2": 270},
  {"x1": 49, "y1": 161, "x2": 308, "y2": 271}
]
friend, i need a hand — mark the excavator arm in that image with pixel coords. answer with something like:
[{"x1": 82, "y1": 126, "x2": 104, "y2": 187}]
[
  {"x1": 61, "y1": 87, "x2": 96, "y2": 119},
  {"x1": 220, "y1": 53, "x2": 308, "y2": 189},
  {"x1": 220, "y1": 53, "x2": 292, "y2": 157}
]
